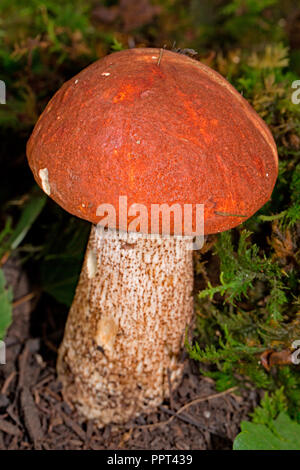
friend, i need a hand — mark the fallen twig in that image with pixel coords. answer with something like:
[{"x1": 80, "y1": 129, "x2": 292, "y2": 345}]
[
  {"x1": 1, "y1": 371, "x2": 16, "y2": 395},
  {"x1": 132, "y1": 386, "x2": 237, "y2": 430},
  {"x1": 159, "y1": 406, "x2": 228, "y2": 439},
  {"x1": 13, "y1": 291, "x2": 36, "y2": 309}
]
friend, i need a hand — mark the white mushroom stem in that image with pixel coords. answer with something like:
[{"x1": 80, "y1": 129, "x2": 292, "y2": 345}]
[{"x1": 57, "y1": 226, "x2": 194, "y2": 426}]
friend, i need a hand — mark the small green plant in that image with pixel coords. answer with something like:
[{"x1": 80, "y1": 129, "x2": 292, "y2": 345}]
[
  {"x1": 234, "y1": 413, "x2": 300, "y2": 450},
  {"x1": 233, "y1": 390, "x2": 300, "y2": 450},
  {"x1": 198, "y1": 230, "x2": 288, "y2": 320},
  {"x1": 0, "y1": 269, "x2": 12, "y2": 340}
]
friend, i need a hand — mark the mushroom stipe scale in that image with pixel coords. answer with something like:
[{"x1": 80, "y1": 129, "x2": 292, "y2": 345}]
[{"x1": 26, "y1": 48, "x2": 278, "y2": 425}]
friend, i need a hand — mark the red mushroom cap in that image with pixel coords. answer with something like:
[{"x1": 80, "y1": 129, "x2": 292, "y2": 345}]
[{"x1": 27, "y1": 48, "x2": 278, "y2": 235}]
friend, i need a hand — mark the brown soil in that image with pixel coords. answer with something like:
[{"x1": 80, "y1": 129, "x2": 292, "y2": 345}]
[{"x1": 0, "y1": 256, "x2": 258, "y2": 450}]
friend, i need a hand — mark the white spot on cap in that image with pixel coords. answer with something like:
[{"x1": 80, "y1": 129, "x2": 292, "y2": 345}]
[
  {"x1": 74, "y1": 79, "x2": 79, "y2": 84},
  {"x1": 101, "y1": 72, "x2": 110, "y2": 76},
  {"x1": 136, "y1": 140, "x2": 141, "y2": 144},
  {"x1": 152, "y1": 56, "x2": 157, "y2": 59},
  {"x1": 87, "y1": 249, "x2": 97, "y2": 279},
  {"x1": 39, "y1": 168, "x2": 51, "y2": 195},
  {"x1": 266, "y1": 173, "x2": 269, "y2": 177}
]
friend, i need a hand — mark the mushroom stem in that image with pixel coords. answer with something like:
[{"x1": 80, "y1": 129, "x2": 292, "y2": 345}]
[{"x1": 57, "y1": 226, "x2": 194, "y2": 426}]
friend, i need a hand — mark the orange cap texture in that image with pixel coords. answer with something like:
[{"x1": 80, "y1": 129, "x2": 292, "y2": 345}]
[{"x1": 27, "y1": 48, "x2": 278, "y2": 235}]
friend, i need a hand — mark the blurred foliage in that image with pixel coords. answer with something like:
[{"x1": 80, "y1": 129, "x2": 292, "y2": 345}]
[
  {"x1": 40, "y1": 217, "x2": 90, "y2": 306},
  {"x1": 0, "y1": 0, "x2": 299, "y2": 430},
  {"x1": 0, "y1": 187, "x2": 47, "y2": 261}
]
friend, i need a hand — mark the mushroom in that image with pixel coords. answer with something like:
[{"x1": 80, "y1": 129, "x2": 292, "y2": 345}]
[{"x1": 26, "y1": 48, "x2": 278, "y2": 426}]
